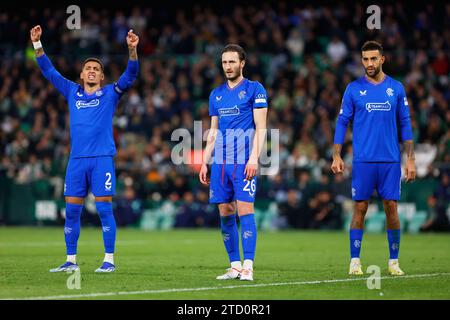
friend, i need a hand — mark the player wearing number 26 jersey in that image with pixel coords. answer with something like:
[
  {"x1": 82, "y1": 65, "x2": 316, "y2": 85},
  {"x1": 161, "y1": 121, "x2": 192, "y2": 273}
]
[{"x1": 200, "y1": 45, "x2": 268, "y2": 281}]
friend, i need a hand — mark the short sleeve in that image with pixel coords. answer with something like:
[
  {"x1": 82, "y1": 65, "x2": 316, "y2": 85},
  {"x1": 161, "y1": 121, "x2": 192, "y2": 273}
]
[
  {"x1": 252, "y1": 82, "x2": 268, "y2": 108},
  {"x1": 209, "y1": 91, "x2": 218, "y2": 116}
]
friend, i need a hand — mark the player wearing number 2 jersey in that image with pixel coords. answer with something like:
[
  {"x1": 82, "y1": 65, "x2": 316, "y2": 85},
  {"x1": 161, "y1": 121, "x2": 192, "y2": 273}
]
[{"x1": 30, "y1": 25, "x2": 139, "y2": 273}]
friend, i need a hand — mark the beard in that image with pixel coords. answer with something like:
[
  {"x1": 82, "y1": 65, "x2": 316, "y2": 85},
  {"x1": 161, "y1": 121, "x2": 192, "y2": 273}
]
[
  {"x1": 224, "y1": 69, "x2": 241, "y2": 81},
  {"x1": 365, "y1": 66, "x2": 381, "y2": 78}
]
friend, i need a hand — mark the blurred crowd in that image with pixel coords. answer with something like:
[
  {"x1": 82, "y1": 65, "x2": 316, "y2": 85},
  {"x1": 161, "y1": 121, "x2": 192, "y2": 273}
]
[{"x1": 0, "y1": 2, "x2": 449, "y2": 230}]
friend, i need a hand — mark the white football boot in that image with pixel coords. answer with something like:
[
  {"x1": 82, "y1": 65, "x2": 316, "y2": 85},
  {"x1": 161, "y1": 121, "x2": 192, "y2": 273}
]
[
  {"x1": 349, "y1": 258, "x2": 364, "y2": 275},
  {"x1": 388, "y1": 259, "x2": 405, "y2": 276},
  {"x1": 240, "y1": 268, "x2": 254, "y2": 281},
  {"x1": 216, "y1": 267, "x2": 241, "y2": 280}
]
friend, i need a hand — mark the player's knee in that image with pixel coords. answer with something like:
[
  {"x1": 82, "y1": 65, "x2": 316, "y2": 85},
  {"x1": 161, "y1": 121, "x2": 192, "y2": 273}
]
[
  {"x1": 218, "y1": 202, "x2": 236, "y2": 215},
  {"x1": 354, "y1": 201, "x2": 369, "y2": 216},
  {"x1": 237, "y1": 201, "x2": 254, "y2": 215}
]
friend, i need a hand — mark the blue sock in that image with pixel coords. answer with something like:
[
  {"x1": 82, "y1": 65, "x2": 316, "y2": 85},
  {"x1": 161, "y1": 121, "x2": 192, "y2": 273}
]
[
  {"x1": 96, "y1": 202, "x2": 116, "y2": 254},
  {"x1": 220, "y1": 214, "x2": 240, "y2": 263},
  {"x1": 240, "y1": 213, "x2": 257, "y2": 261},
  {"x1": 387, "y1": 229, "x2": 401, "y2": 259},
  {"x1": 350, "y1": 229, "x2": 364, "y2": 259},
  {"x1": 64, "y1": 203, "x2": 83, "y2": 255}
]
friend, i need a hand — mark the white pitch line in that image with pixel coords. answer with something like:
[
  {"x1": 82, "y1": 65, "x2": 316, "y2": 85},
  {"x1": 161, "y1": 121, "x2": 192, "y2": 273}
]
[{"x1": 3, "y1": 272, "x2": 450, "y2": 300}]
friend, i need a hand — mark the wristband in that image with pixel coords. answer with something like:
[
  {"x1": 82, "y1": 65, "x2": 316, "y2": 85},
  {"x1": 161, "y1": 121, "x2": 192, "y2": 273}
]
[{"x1": 33, "y1": 40, "x2": 42, "y2": 50}]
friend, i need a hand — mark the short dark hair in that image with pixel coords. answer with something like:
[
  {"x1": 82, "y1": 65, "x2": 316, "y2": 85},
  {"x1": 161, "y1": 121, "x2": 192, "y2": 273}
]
[
  {"x1": 221, "y1": 44, "x2": 247, "y2": 61},
  {"x1": 361, "y1": 41, "x2": 384, "y2": 55},
  {"x1": 82, "y1": 57, "x2": 104, "y2": 72}
]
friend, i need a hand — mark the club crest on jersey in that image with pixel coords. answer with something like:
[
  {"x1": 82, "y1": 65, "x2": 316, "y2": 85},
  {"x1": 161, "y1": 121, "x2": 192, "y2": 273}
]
[
  {"x1": 76, "y1": 99, "x2": 100, "y2": 109},
  {"x1": 366, "y1": 101, "x2": 391, "y2": 112},
  {"x1": 218, "y1": 105, "x2": 240, "y2": 118},
  {"x1": 386, "y1": 88, "x2": 394, "y2": 97},
  {"x1": 238, "y1": 90, "x2": 246, "y2": 100},
  {"x1": 95, "y1": 90, "x2": 103, "y2": 96}
]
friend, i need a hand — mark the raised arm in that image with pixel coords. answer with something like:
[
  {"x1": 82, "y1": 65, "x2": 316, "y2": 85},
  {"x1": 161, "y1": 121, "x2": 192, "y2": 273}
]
[
  {"x1": 114, "y1": 29, "x2": 139, "y2": 96},
  {"x1": 30, "y1": 25, "x2": 74, "y2": 99}
]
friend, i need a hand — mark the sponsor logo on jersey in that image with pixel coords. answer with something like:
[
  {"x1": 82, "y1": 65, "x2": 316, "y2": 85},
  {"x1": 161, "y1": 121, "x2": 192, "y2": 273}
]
[
  {"x1": 75, "y1": 99, "x2": 100, "y2": 109},
  {"x1": 366, "y1": 101, "x2": 391, "y2": 112},
  {"x1": 218, "y1": 105, "x2": 240, "y2": 118},
  {"x1": 386, "y1": 87, "x2": 394, "y2": 97}
]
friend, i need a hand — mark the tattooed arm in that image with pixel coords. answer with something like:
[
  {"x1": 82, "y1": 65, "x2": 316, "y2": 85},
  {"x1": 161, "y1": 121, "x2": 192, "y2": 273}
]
[{"x1": 404, "y1": 140, "x2": 416, "y2": 182}]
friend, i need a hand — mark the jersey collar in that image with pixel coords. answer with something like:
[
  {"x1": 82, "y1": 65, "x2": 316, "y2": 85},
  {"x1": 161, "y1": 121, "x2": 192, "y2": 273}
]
[
  {"x1": 363, "y1": 74, "x2": 388, "y2": 86},
  {"x1": 226, "y1": 77, "x2": 246, "y2": 91}
]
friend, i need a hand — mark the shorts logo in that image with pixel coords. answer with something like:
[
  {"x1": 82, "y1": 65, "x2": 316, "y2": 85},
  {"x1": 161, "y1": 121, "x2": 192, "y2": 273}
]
[
  {"x1": 209, "y1": 189, "x2": 214, "y2": 199},
  {"x1": 64, "y1": 227, "x2": 72, "y2": 235},
  {"x1": 222, "y1": 233, "x2": 230, "y2": 242},
  {"x1": 243, "y1": 231, "x2": 253, "y2": 239},
  {"x1": 391, "y1": 243, "x2": 399, "y2": 251},
  {"x1": 218, "y1": 106, "x2": 240, "y2": 118},
  {"x1": 366, "y1": 101, "x2": 391, "y2": 112},
  {"x1": 386, "y1": 88, "x2": 394, "y2": 97},
  {"x1": 102, "y1": 226, "x2": 111, "y2": 232},
  {"x1": 353, "y1": 240, "x2": 361, "y2": 248},
  {"x1": 352, "y1": 188, "x2": 356, "y2": 197},
  {"x1": 76, "y1": 99, "x2": 100, "y2": 109}
]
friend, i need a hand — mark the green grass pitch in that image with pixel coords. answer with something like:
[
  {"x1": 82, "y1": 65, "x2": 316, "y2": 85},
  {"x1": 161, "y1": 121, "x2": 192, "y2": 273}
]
[{"x1": 0, "y1": 227, "x2": 449, "y2": 300}]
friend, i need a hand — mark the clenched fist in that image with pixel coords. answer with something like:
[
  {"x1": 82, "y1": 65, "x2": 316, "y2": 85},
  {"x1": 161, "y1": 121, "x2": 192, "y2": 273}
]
[
  {"x1": 126, "y1": 29, "x2": 139, "y2": 48},
  {"x1": 30, "y1": 25, "x2": 42, "y2": 42}
]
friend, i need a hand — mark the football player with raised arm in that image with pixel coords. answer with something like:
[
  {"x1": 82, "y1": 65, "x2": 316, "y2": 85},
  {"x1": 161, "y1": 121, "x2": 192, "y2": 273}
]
[{"x1": 30, "y1": 25, "x2": 139, "y2": 273}]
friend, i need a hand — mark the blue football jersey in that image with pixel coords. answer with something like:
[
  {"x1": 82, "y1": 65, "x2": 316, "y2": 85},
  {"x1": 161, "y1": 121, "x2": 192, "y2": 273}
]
[
  {"x1": 334, "y1": 75, "x2": 413, "y2": 162},
  {"x1": 209, "y1": 78, "x2": 268, "y2": 164},
  {"x1": 37, "y1": 54, "x2": 138, "y2": 159}
]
